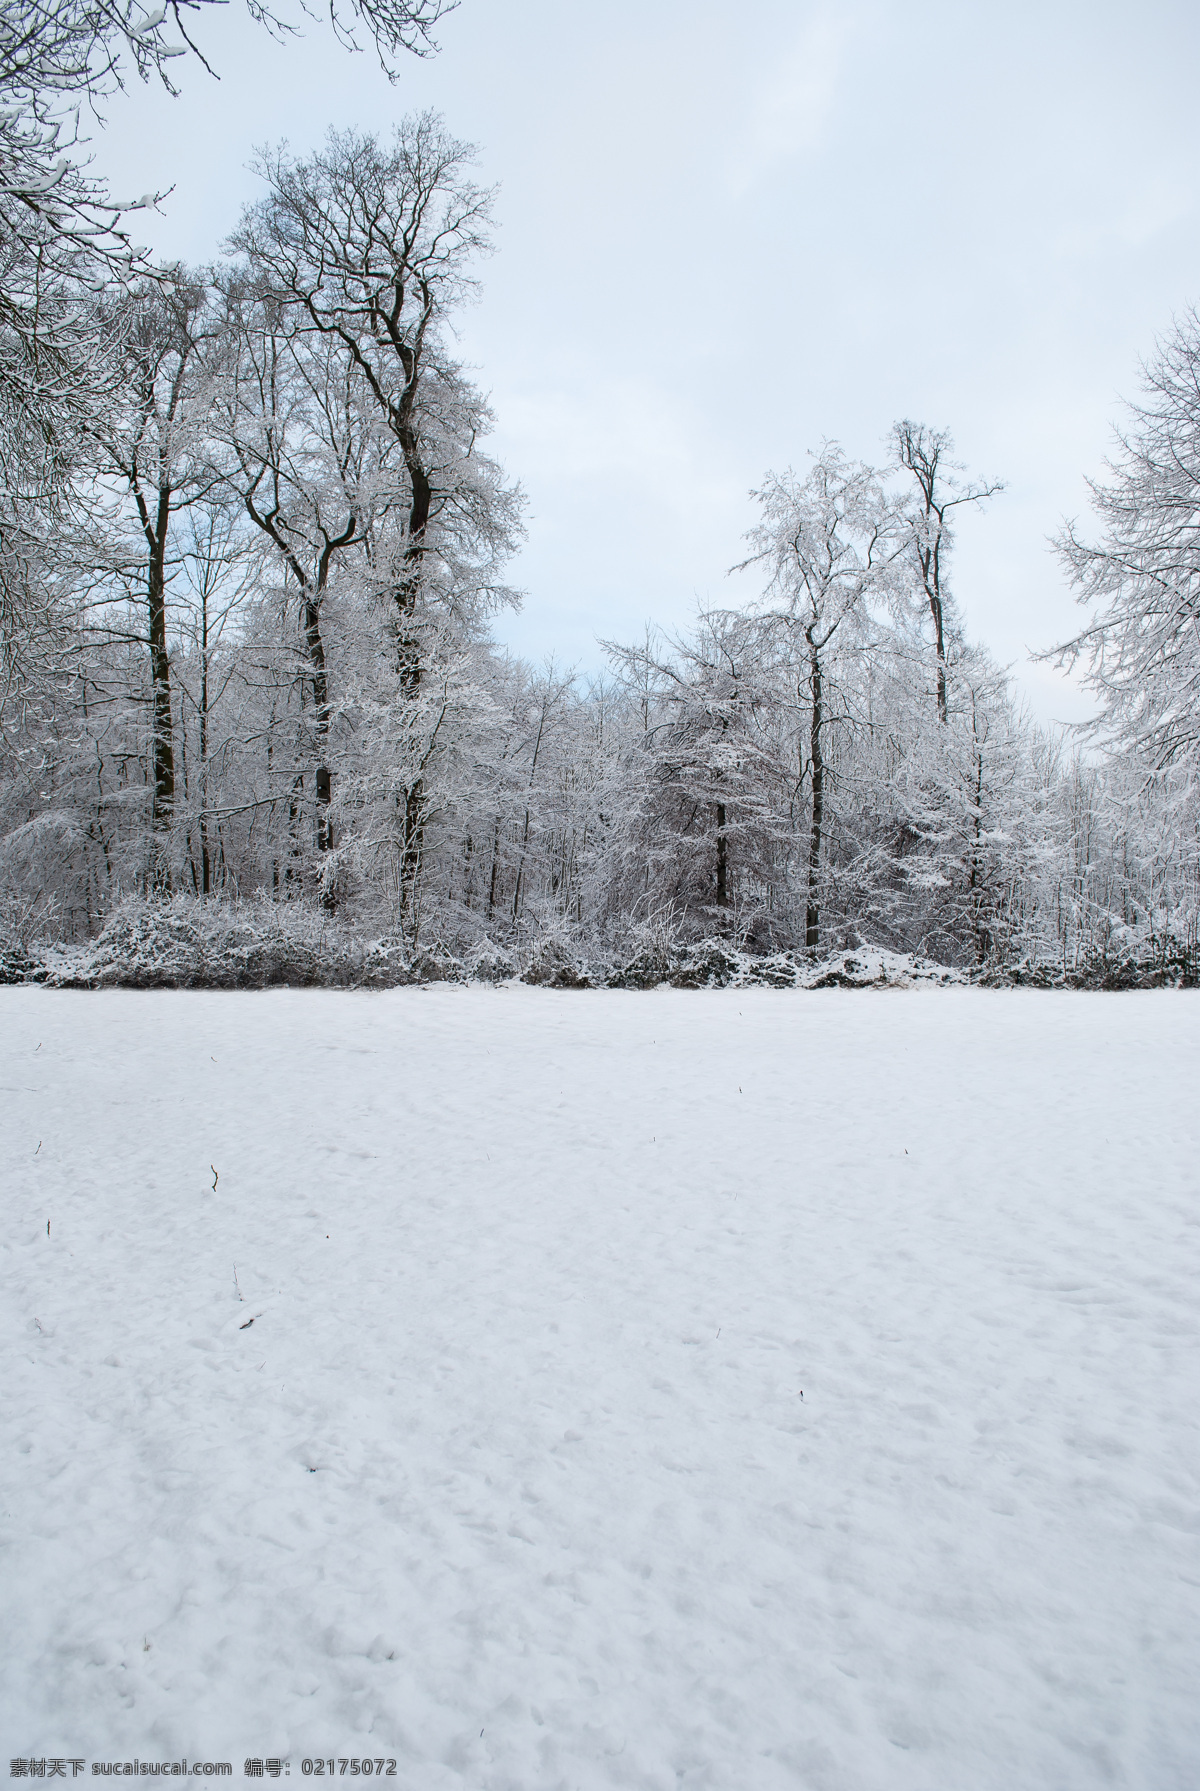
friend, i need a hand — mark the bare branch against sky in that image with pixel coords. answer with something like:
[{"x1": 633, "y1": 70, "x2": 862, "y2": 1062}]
[{"x1": 73, "y1": 0, "x2": 1200, "y2": 723}]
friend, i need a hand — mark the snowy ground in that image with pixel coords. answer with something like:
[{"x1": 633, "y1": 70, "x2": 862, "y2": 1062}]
[{"x1": 2, "y1": 987, "x2": 1198, "y2": 1790}]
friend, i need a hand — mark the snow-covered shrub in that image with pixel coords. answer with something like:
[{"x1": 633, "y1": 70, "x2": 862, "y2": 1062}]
[
  {"x1": 0, "y1": 885, "x2": 54, "y2": 980},
  {"x1": 520, "y1": 937, "x2": 596, "y2": 988},
  {"x1": 44, "y1": 896, "x2": 415, "y2": 990},
  {"x1": 668, "y1": 938, "x2": 745, "y2": 988},
  {"x1": 19, "y1": 891, "x2": 1156, "y2": 993},
  {"x1": 408, "y1": 943, "x2": 467, "y2": 984},
  {"x1": 464, "y1": 939, "x2": 517, "y2": 983},
  {"x1": 978, "y1": 936, "x2": 1197, "y2": 990},
  {"x1": 606, "y1": 946, "x2": 671, "y2": 989},
  {"x1": 0, "y1": 946, "x2": 45, "y2": 985},
  {"x1": 799, "y1": 948, "x2": 963, "y2": 988},
  {"x1": 740, "y1": 953, "x2": 800, "y2": 987}
]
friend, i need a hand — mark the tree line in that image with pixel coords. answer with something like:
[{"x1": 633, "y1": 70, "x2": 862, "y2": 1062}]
[{"x1": 2, "y1": 4, "x2": 1198, "y2": 971}]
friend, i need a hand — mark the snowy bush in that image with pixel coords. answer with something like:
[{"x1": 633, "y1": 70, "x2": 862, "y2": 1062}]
[
  {"x1": 520, "y1": 937, "x2": 597, "y2": 988},
  {"x1": 43, "y1": 897, "x2": 416, "y2": 990},
  {"x1": 408, "y1": 943, "x2": 467, "y2": 984},
  {"x1": 464, "y1": 939, "x2": 518, "y2": 983},
  {"x1": 16, "y1": 891, "x2": 1187, "y2": 990},
  {"x1": 668, "y1": 938, "x2": 745, "y2": 989},
  {"x1": 606, "y1": 945, "x2": 672, "y2": 990},
  {"x1": 979, "y1": 937, "x2": 1197, "y2": 990},
  {"x1": 740, "y1": 952, "x2": 801, "y2": 987},
  {"x1": 0, "y1": 946, "x2": 45, "y2": 985}
]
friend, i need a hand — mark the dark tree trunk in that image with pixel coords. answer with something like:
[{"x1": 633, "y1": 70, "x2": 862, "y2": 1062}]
[
  {"x1": 366, "y1": 295, "x2": 437, "y2": 919},
  {"x1": 237, "y1": 512, "x2": 345, "y2": 876},
  {"x1": 715, "y1": 801, "x2": 728, "y2": 908},
  {"x1": 146, "y1": 490, "x2": 175, "y2": 889},
  {"x1": 302, "y1": 592, "x2": 334, "y2": 868},
  {"x1": 395, "y1": 627, "x2": 424, "y2": 909},
  {"x1": 930, "y1": 589, "x2": 948, "y2": 726},
  {"x1": 969, "y1": 704, "x2": 989, "y2": 963},
  {"x1": 806, "y1": 638, "x2": 824, "y2": 949},
  {"x1": 198, "y1": 581, "x2": 212, "y2": 896},
  {"x1": 487, "y1": 816, "x2": 501, "y2": 918}
]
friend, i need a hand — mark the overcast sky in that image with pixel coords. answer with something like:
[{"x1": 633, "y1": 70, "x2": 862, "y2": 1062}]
[{"x1": 90, "y1": 0, "x2": 1200, "y2": 724}]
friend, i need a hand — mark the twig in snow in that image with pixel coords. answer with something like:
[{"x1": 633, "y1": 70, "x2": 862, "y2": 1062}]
[
  {"x1": 211, "y1": 1165, "x2": 219, "y2": 1192},
  {"x1": 34, "y1": 1141, "x2": 41, "y2": 1155}
]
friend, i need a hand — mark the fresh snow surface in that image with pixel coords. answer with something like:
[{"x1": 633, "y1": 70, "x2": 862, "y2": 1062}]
[{"x1": 2, "y1": 986, "x2": 1198, "y2": 1789}]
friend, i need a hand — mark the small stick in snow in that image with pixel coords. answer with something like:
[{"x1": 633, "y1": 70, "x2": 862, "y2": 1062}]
[
  {"x1": 34, "y1": 1141, "x2": 41, "y2": 1155},
  {"x1": 211, "y1": 1164, "x2": 219, "y2": 1192}
]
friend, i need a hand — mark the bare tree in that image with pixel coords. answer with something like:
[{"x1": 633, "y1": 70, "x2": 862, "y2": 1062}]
[
  {"x1": 1052, "y1": 308, "x2": 1200, "y2": 771},
  {"x1": 171, "y1": 498, "x2": 258, "y2": 895},
  {"x1": 891, "y1": 421, "x2": 1002, "y2": 725},
  {"x1": 739, "y1": 447, "x2": 904, "y2": 947},
  {"x1": 88, "y1": 270, "x2": 219, "y2": 884},
  {"x1": 230, "y1": 118, "x2": 520, "y2": 907},
  {"x1": 0, "y1": 0, "x2": 458, "y2": 437},
  {"x1": 0, "y1": 0, "x2": 455, "y2": 680},
  {"x1": 212, "y1": 275, "x2": 383, "y2": 878}
]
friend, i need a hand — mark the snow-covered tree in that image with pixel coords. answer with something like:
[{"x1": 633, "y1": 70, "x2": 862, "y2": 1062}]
[
  {"x1": 0, "y1": 0, "x2": 454, "y2": 683},
  {"x1": 1054, "y1": 307, "x2": 1200, "y2": 772},
  {"x1": 737, "y1": 447, "x2": 906, "y2": 946},
  {"x1": 891, "y1": 420, "x2": 1002, "y2": 726},
  {"x1": 228, "y1": 118, "x2": 522, "y2": 914}
]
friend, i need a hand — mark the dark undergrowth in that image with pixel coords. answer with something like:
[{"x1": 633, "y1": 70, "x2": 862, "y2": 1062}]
[{"x1": 1, "y1": 896, "x2": 1195, "y2": 991}]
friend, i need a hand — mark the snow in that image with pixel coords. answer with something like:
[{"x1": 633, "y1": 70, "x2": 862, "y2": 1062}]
[{"x1": 2, "y1": 986, "x2": 1198, "y2": 1789}]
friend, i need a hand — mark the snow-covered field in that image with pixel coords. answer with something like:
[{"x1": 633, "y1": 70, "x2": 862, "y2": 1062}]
[{"x1": 2, "y1": 987, "x2": 1198, "y2": 1789}]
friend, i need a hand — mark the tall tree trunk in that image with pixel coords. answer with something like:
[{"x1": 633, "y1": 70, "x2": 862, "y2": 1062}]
[
  {"x1": 715, "y1": 801, "x2": 728, "y2": 909},
  {"x1": 396, "y1": 624, "x2": 425, "y2": 914},
  {"x1": 487, "y1": 819, "x2": 503, "y2": 918},
  {"x1": 806, "y1": 638, "x2": 824, "y2": 949},
  {"x1": 199, "y1": 582, "x2": 212, "y2": 896},
  {"x1": 929, "y1": 588, "x2": 948, "y2": 725},
  {"x1": 510, "y1": 695, "x2": 550, "y2": 925},
  {"x1": 969, "y1": 699, "x2": 988, "y2": 963},
  {"x1": 392, "y1": 573, "x2": 428, "y2": 914},
  {"x1": 146, "y1": 495, "x2": 174, "y2": 890},
  {"x1": 302, "y1": 591, "x2": 334, "y2": 873},
  {"x1": 389, "y1": 342, "x2": 435, "y2": 916}
]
